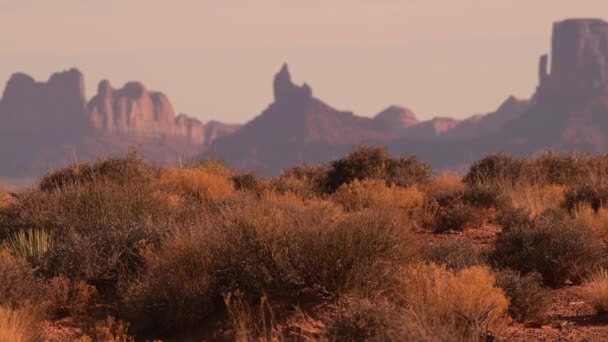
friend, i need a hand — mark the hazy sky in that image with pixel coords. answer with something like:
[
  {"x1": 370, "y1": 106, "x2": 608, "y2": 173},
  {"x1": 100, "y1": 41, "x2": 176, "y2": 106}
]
[{"x1": 1, "y1": 1, "x2": 607, "y2": 123}]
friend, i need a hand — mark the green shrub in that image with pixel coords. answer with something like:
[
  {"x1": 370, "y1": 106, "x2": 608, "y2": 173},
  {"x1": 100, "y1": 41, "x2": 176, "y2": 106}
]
[
  {"x1": 494, "y1": 269, "x2": 549, "y2": 323},
  {"x1": 492, "y1": 208, "x2": 604, "y2": 287},
  {"x1": 326, "y1": 146, "x2": 431, "y2": 192},
  {"x1": 271, "y1": 163, "x2": 328, "y2": 198},
  {"x1": 464, "y1": 153, "x2": 522, "y2": 185}
]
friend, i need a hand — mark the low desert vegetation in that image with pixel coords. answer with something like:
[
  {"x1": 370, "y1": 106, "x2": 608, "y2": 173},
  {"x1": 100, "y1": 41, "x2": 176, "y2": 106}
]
[{"x1": 2, "y1": 146, "x2": 608, "y2": 340}]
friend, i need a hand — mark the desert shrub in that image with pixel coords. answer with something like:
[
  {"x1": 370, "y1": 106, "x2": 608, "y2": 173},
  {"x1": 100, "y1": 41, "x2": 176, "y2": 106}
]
[
  {"x1": 464, "y1": 153, "x2": 523, "y2": 185},
  {"x1": 501, "y1": 184, "x2": 565, "y2": 217},
  {"x1": 10, "y1": 179, "x2": 179, "y2": 293},
  {"x1": 0, "y1": 305, "x2": 42, "y2": 342},
  {"x1": 424, "y1": 239, "x2": 483, "y2": 271},
  {"x1": 326, "y1": 146, "x2": 394, "y2": 192},
  {"x1": 44, "y1": 276, "x2": 97, "y2": 317},
  {"x1": 270, "y1": 163, "x2": 328, "y2": 198},
  {"x1": 223, "y1": 292, "x2": 282, "y2": 341},
  {"x1": 386, "y1": 155, "x2": 432, "y2": 187},
  {"x1": 87, "y1": 316, "x2": 134, "y2": 342},
  {"x1": 573, "y1": 203, "x2": 608, "y2": 238},
  {"x1": 496, "y1": 207, "x2": 533, "y2": 231},
  {"x1": 39, "y1": 152, "x2": 156, "y2": 192},
  {"x1": 462, "y1": 183, "x2": 504, "y2": 209},
  {"x1": 530, "y1": 152, "x2": 608, "y2": 185},
  {"x1": 399, "y1": 264, "x2": 510, "y2": 340},
  {"x1": 277, "y1": 207, "x2": 420, "y2": 296},
  {"x1": 326, "y1": 296, "x2": 395, "y2": 341},
  {"x1": 494, "y1": 269, "x2": 549, "y2": 323},
  {"x1": 0, "y1": 186, "x2": 10, "y2": 209},
  {"x1": 0, "y1": 249, "x2": 42, "y2": 308},
  {"x1": 492, "y1": 208, "x2": 605, "y2": 287},
  {"x1": 330, "y1": 179, "x2": 423, "y2": 212},
  {"x1": 213, "y1": 197, "x2": 420, "y2": 297},
  {"x1": 585, "y1": 269, "x2": 608, "y2": 314},
  {"x1": 423, "y1": 173, "x2": 465, "y2": 197},
  {"x1": 326, "y1": 146, "x2": 430, "y2": 192},
  {"x1": 159, "y1": 166, "x2": 235, "y2": 202},
  {"x1": 426, "y1": 202, "x2": 484, "y2": 233},
  {"x1": 563, "y1": 183, "x2": 608, "y2": 213},
  {"x1": 232, "y1": 172, "x2": 267, "y2": 195},
  {"x1": 124, "y1": 229, "x2": 215, "y2": 333}
]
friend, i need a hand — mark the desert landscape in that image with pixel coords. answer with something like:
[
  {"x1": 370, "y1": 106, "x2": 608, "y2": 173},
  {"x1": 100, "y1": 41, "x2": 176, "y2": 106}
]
[
  {"x1": 3, "y1": 149, "x2": 608, "y2": 341},
  {"x1": 3, "y1": 2, "x2": 608, "y2": 341}
]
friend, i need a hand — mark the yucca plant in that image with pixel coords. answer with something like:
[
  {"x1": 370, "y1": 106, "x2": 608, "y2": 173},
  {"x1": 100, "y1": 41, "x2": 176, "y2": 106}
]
[{"x1": 2, "y1": 228, "x2": 53, "y2": 262}]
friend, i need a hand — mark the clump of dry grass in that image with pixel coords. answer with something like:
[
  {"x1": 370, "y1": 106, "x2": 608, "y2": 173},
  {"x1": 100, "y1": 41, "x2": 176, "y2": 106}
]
[
  {"x1": 84, "y1": 316, "x2": 134, "y2": 342},
  {"x1": 0, "y1": 305, "x2": 42, "y2": 342},
  {"x1": 585, "y1": 269, "x2": 608, "y2": 314},
  {"x1": 573, "y1": 203, "x2": 608, "y2": 238},
  {"x1": 159, "y1": 166, "x2": 235, "y2": 202},
  {"x1": 223, "y1": 291, "x2": 283, "y2": 342},
  {"x1": 398, "y1": 263, "x2": 510, "y2": 339},
  {"x1": 501, "y1": 183, "x2": 565, "y2": 217},
  {"x1": 423, "y1": 172, "x2": 465, "y2": 197},
  {"x1": 0, "y1": 186, "x2": 10, "y2": 209},
  {"x1": 330, "y1": 179, "x2": 423, "y2": 212}
]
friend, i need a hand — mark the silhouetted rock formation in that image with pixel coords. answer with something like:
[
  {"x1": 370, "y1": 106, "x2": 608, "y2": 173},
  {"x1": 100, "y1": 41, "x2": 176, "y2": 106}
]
[
  {"x1": 0, "y1": 69, "x2": 238, "y2": 178},
  {"x1": 211, "y1": 64, "x2": 397, "y2": 174},
  {"x1": 4, "y1": 18, "x2": 608, "y2": 179}
]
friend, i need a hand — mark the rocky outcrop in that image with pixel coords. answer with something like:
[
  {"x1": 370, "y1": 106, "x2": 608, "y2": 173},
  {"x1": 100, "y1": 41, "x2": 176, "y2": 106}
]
[
  {"x1": 0, "y1": 68, "x2": 90, "y2": 143},
  {"x1": 536, "y1": 19, "x2": 608, "y2": 99},
  {"x1": 88, "y1": 80, "x2": 239, "y2": 145},
  {"x1": 211, "y1": 64, "x2": 397, "y2": 174},
  {"x1": 0, "y1": 69, "x2": 238, "y2": 178},
  {"x1": 374, "y1": 106, "x2": 419, "y2": 128},
  {"x1": 273, "y1": 63, "x2": 312, "y2": 104}
]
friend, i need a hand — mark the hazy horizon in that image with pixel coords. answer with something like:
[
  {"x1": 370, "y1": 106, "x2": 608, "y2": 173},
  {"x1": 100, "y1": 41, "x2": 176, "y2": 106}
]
[{"x1": 1, "y1": 1, "x2": 607, "y2": 123}]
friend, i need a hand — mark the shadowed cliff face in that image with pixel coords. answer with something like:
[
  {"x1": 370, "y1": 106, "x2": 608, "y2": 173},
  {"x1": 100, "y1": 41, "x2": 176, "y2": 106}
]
[{"x1": 0, "y1": 69, "x2": 238, "y2": 178}]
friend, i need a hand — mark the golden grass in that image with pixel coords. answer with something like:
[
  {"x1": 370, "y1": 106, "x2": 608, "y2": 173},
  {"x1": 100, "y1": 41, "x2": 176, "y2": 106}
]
[
  {"x1": 159, "y1": 166, "x2": 235, "y2": 202},
  {"x1": 0, "y1": 305, "x2": 41, "y2": 342},
  {"x1": 585, "y1": 269, "x2": 608, "y2": 314},
  {"x1": 423, "y1": 172, "x2": 465, "y2": 197},
  {"x1": 502, "y1": 184, "x2": 565, "y2": 217},
  {"x1": 573, "y1": 203, "x2": 608, "y2": 238},
  {"x1": 0, "y1": 186, "x2": 10, "y2": 209},
  {"x1": 399, "y1": 263, "x2": 510, "y2": 335},
  {"x1": 331, "y1": 179, "x2": 424, "y2": 212}
]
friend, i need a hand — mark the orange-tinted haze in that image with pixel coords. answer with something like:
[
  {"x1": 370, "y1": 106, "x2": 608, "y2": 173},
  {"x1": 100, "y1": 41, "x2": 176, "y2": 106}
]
[{"x1": 1, "y1": 0, "x2": 607, "y2": 122}]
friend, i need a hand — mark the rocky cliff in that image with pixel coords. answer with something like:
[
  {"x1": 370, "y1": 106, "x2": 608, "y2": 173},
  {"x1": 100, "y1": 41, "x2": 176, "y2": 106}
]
[{"x1": 0, "y1": 69, "x2": 238, "y2": 178}]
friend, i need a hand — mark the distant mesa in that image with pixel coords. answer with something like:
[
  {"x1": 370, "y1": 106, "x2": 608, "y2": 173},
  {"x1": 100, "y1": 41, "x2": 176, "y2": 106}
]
[
  {"x1": 2, "y1": 18, "x2": 608, "y2": 179},
  {"x1": 0, "y1": 69, "x2": 239, "y2": 178}
]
